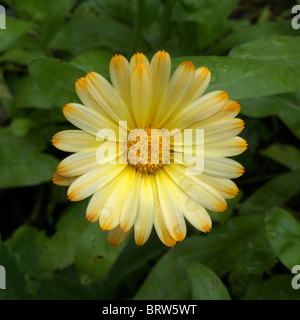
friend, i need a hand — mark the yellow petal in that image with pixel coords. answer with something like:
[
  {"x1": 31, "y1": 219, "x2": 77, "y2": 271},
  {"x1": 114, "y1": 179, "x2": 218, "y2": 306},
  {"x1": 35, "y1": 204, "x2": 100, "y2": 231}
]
[
  {"x1": 67, "y1": 164, "x2": 126, "y2": 201},
  {"x1": 203, "y1": 157, "x2": 245, "y2": 179},
  {"x1": 198, "y1": 118, "x2": 245, "y2": 145},
  {"x1": 63, "y1": 103, "x2": 119, "y2": 137},
  {"x1": 52, "y1": 130, "x2": 100, "y2": 152},
  {"x1": 57, "y1": 150, "x2": 100, "y2": 177},
  {"x1": 107, "y1": 226, "x2": 130, "y2": 246},
  {"x1": 189, "y1": 100, "x2": 241, "y2": 127},
  {"x1": 150, "y1": 50, "x2": 171, "y2": 125},
  {"x1": 151, "y1": 175, "x2": 177, "y2": 247},
  {"x1": 99, "y1": 168, "x2": 136, "y2": 230},
  {"x1": 86, "y1": 177, "x2": 119, "y2": 222},
  {"x1": 187, "y1": 67, "x2": 211, "y2": 102},
  {"x1": 134, "y1": 173, "x2": 155, "y2": 246},
  {"x1": 119, "y1": 171, "x2": 142, "y2": 232},
  {"x1": 155, "y1": 61, "x2": 195, "y2": 127},
  {"x1": 130, "y1": 64, "x2": 152, "y2": 128},
  {"x1": 168, "y1": 90, "x2": 228, "y2": 129},
  {"x1": 175, "y1": 188, "x2": 212, "y2": 233},
  {"x1": 129, "y1": 52, "x2": 151, "y2": 75},
  {"x1": 165, "y1": 165, "x2": 227, "y2": 212},
  {"x1": 52, "y1": 172, "x2": 77, "y2": 186},
  {"x1": 156, "y1": 170, "x2": 186, "y2": 242},
  {"x1": 75, "y1": 77, "x2": 99, "y2": 113},
  {"x1": 197, "y1": 174, "x2": 239, "y2": 199},
  {"x1": 204, "y1": 137, "x2": 248, "y2": 157},
  {"x1": 109, "y1": 54, "x2": 132, "y2": 108},
  {"x1": 85, "y1": 72, "x2": 135, "y2": 128}
]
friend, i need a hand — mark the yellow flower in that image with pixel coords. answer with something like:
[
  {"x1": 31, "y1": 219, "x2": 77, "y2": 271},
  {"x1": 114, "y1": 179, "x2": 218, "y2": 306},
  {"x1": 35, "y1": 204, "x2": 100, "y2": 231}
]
[{"x1": 52, "y1": 51, "x2": 247, "y2": 247}]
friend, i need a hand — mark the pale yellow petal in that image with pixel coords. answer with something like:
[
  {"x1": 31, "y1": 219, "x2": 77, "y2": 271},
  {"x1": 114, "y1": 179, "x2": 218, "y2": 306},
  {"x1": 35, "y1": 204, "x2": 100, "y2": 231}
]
[
  {"x1": 129, "y1": 52, "x2": 151, "y2": 75},
  {"x1": 57, "y1": 150, "x2": 99, "y2": 177},
  {"x1": 130, "y1": 64, "x2": 152, "y2": 128},
  {"x1": 204, "y1": 137, "x2": 248, "y2": 157},
  {"x1": 197, "y1": 174, "x2": 239, "y2": 199},
  {"x1": 75, "y1": 77, "x2": 100, "y2": 112},
  {"x1": 156, "y1": 170, "x2": 186, "y2": 242},
  {"x1": 168, "y1": 90, "x2": 228, "y2": 129},
  {"x1": 86, "y1": 177, "x2": 119, "y2": 222},
  {"x1": 165, "y1": 165, "x2": 227, "y2": 212},
  {"x1": 85, "y1": 72, "x2": 135, "y2": 128},
  {"x1": 203, "y1": 157, "x2": 245, "y2": 179},
  {"x1": 107, "y1": 226, "x2": 130, "y2": 246},
  {"x1": 52, "y1": 130, "x2": 100, "y2": 152},
  {"x1": 151, "y1": 175, "x2": 177, "y2": 247},
  {"x1": 174, "y1": 188, "x2": 212, "y2": 233},
  {"x1": 99, "y1": 168, "x2": 136, "y2": 230},
  {"x1": 67, "y1": 164, "x2": 126, "y2": 201},
  {"x1": 52, "y1": 172, "x2": 77, "y2": 186},
  {"x1": 109, "y1": 54, "x2": 131, "y2": 108},
  {"x1": 134, "y1": 173, "x2": 155, "y2": 246},
  {"x1": 188, "y1": 100, "x2": 241, "y2": 128},
  {"x1": 63, "y1": 103, "x2": 119, "y2": 137},
  {"x1": 155, "y1": 61, "x2": 195, "y2": 127},
  {"x1": 150, "y1": 50, "x2": 171, "y2": 125},
  {"x1": 119, "y1": 171, "x2": 142, "y2": 232},
  {"x1": 187, "y1": 67, "x2": 211, "y2": 101}
]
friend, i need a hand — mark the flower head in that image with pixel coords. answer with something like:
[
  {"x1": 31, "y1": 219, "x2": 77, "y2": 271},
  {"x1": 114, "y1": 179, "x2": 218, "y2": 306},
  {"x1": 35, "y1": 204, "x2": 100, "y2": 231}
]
[{"x1": 52, "y1": 50, "x2": 247, "y2": 247}]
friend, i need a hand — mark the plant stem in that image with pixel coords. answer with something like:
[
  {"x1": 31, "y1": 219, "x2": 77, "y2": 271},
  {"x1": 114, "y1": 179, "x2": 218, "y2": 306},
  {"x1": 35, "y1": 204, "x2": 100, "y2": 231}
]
[
  {"x1": 130, "y1": 0, "x2": 146, "y2": 56},
  {"x1": 159, "y1": 0, "x2": 174, "y2": 47}
]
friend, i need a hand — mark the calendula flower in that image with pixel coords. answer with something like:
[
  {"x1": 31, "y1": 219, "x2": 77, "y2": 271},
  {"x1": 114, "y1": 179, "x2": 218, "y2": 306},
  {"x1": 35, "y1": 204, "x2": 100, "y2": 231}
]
[{"x1": 52, "y1": 50, "x2": 247, "y2": 247}]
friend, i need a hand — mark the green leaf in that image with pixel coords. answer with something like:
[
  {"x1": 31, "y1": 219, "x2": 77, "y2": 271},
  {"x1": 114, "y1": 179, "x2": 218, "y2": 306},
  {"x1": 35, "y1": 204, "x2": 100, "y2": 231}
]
[
  {"x1": 94, "y1": 232, "x2": 167, "y2": 299},
  {"x1": 209, "y1": 21, "x2": 300, "y2": 55},
  {"x1": 265, "y1": 207, "x2": 300, "y2": 270},
  {"x1": 75, "y1": 223, "x2": 126, "y2": 283},
  {"x1": 29, "y1": 57, "x2": 84, "y2": 106},
  {"x1": 40, "y1": 0, "x2": 78, "y2": 44},
  {"x1": 228, "y1": 270, "x2": 263, "y2": 299},
  {"x1": 39, "y1": 202, "x2": 89, "y2": 272},
  {"x1": 245, "y1": 275, "x2": 300, "y2": 300},
  {"x1": 172, "y1": 0, "x2": 238, "y2": 24},
  {"x1": 13, "y1": 0, "x2": 48, "y2": 24},
  {"x1": 260, "y1": 144, "x2": 300, "y2": 170},
  {"x1": 240, "y1": 93, "x2": 300, "y2": 139},
  {"x1": 40, "y1": 201, "x2": 125, "y2": 283},
  {"x1": 134, "y1": 215, "x2": 276, "y2": 299},
  {"x1": 0, "y1": 47, "x2": 45, "y2": 65},
  {"x1": 14, "y1": 77, "x2": 52, "y2": 110},
  {"x1": 172, "y1": 0, "x2": 239, "y2": 51},
  {"x1": 70, "y1": 50, "x2": 112, "y2": 77},
  {"x1": 36, "y1": 274, "x2": 95, "y2": 300},
  {"x1": 173, "y1": 36, "x2": 300, "y2": 100},
  {"x1": 10, "y1": 118, "x2": 33, "y2": 137},
  {"x1": 9, "y1": 226, "x2": 47, "y2": 280},
  {"x1": 0, "y1": 129, "x2": 59, "y2": 188},
  {"x1": 0, "y1": 241, "x2": 30, "y2": 300},
  {"x1": 209, "y1": 190, "x2": 243, "y2": 224},
  {"x1": 0, "y1": 79, "x2": 12, "y2": 101},
  {"x1": 50, "y1": 16, "x2": 134, "y2": 54},
  {"x1": 186, "y1": 263, "x2": 231, "y2": 300},
  {"x1": 239, "y1": 171, "x2": 300, "y2": 215},
  {"x1": 0, "y1": 17, "x2": 33, "y2": 51},
  {"x1": 229, "y1": 36, "x2": 300, "y2": 61},
  {"x1": 93, "y1": 0, "x2": 136, "y2": 25}
]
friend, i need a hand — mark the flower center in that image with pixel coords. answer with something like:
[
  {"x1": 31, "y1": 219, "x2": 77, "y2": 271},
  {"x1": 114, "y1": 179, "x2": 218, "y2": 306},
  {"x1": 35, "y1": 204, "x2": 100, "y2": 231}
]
[{"x1": 127, "y1": 128, "x2": 170, "y2": 174}]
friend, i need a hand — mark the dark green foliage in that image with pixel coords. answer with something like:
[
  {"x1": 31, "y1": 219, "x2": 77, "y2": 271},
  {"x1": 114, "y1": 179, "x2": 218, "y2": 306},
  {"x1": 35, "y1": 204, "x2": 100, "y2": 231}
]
[{"x1": 0, "y1": 0, "x2": 300, "y2": 300}]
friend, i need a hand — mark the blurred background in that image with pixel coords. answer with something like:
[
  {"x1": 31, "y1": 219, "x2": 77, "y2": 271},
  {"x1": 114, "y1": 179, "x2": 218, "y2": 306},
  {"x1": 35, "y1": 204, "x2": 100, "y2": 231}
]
[{"x1": 0, "y1": 0, "x2": 300, "y2": 300}]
